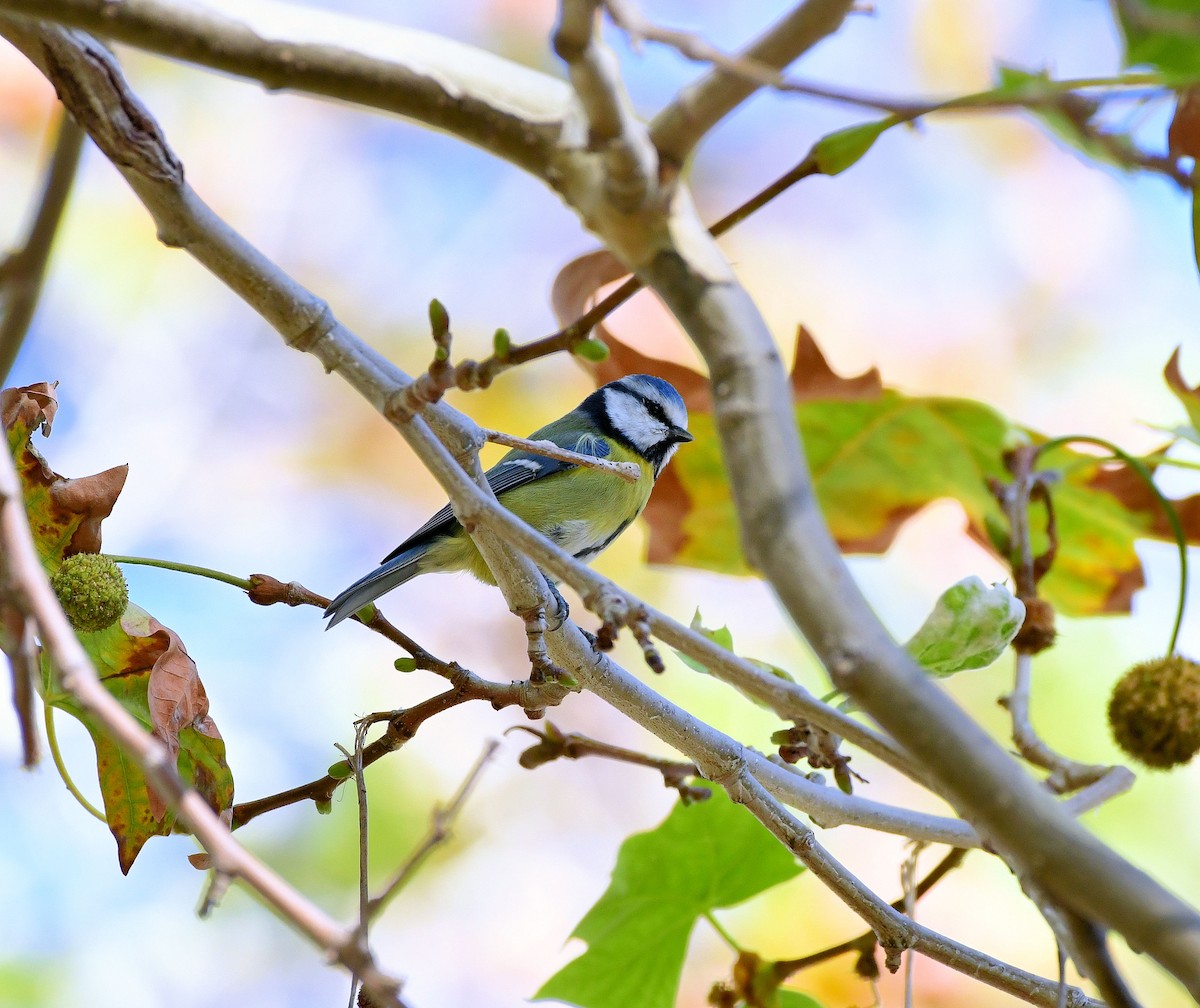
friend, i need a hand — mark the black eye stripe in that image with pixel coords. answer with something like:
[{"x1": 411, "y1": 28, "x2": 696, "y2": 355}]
[{"x1": 640, "y1": 395, "x2": 669, "y2": 425}]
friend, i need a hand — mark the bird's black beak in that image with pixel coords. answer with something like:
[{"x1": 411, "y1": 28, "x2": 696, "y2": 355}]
[{"x1": 671, "y1": 425, "x2": 694, "y2": 444}]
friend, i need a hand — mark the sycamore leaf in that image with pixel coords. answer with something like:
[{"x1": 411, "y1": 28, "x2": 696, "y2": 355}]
[
  {"x1": 1165, "y1": 348, "x2": 1200, "y2": 444},
  {"x1": 995, "y1": 66, "x2": 1142, "y2": 170},
  {"x1": 41, "y1": 604, "x2": 232, "y2": 873},
  {"x1": 6, "y1": 383, "x2": 232, "y2": 872},
  {"x1": 1116, "y1": 0, "x2": 1200, "y2": 79},
  {"x1": 2, "y1": 383, "x2": 127, "y2": 563},
  {"x1": 675, "y1": 610, "x2": 796, "y2": 706},
  {"x1": 534, "y1": 789, "x2": 803, "y2": 1008},
  {"x1": 576, "y1": 327, "x2": 1200, "y2": 618},
  {"x1": 776, "y1": 993, "x2": 824, "y2": 1008}
]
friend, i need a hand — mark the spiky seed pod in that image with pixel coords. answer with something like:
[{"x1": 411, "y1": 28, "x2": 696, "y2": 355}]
[
  {"x1": 1107, "y1": 655, "x2": 1200, "y2": 769},
  {"x1": 49, "y1": 553, "x2": 128, "y2": 632}
]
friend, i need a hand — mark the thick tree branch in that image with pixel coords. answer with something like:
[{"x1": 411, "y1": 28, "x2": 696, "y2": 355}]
[
  {"x1": 553, "y1": 0, "x2": 655, "y2": 211},
  {"x1": 639, "y1": 245, "x2": 1200, "y2": 995},
  {"x1": 0, "y1": 0, "x2": 565, "y2": 175},
  {"x1": 649, "y1": 0, "x2": 854, "y2": 165},
  {"x1": 547, "y1": 635, "x2": 1102, "y2": 1007}
]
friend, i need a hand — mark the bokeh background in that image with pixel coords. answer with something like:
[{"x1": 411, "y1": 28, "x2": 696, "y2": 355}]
[{"x1": 2, "y1": 0, "x2": 1199, "y2": 1006}]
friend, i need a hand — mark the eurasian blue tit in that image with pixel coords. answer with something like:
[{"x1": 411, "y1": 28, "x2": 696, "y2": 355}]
[{"x1": 324, "y1": 374, "x2": 693, "y2": 627}]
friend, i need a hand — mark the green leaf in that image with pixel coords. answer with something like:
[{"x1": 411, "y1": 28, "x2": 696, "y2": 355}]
[
  {"x1": 994, "y1": 66, "x2": 1141, "y2": 170},
  {"x1": 667, "y1": 395, "x2": 1011, "y2": 578},
  {"x1": 776, "y1": 992, "x2": 825, "y2": 1008},
  {"x1": 674, "y1": 608, "x2": 734, "y2": 674},
  {"x1": 1116, "y1": 0, "x2": 1200, "y2": 78},
  {"x1": 904, "y1": 576, "x2": 1025, "y2": 677},
  {"x1": 1165, "y1": 347, "x2": 1200, "y2": 441},
  {"x1": 675, "y1": 611, "x2": 796, "y2": 703},
  {"x1": 41, "y1": 605, "x2": 234, "y2": 872},
  {"x1": 808, "y1": 119, "x2": 896, "y2": 176},
  {"x1": 1192, "y1": 183, "x2": 1200, "y2": 281},
  {"x1": 534, "y1": 789, "x2": 803, "y2": 1008}
]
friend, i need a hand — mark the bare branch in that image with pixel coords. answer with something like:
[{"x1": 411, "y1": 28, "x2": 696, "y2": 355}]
[
  {"x1": 539, "y1": 634, "x2": 1102, "y2": 1005},
  {"x1": 639, "y1": 184, "x2": 1200, "y2": 998},
  {"x1": 553, "y1": 0, "x2": 656, "y2": 211},
  {"x1": 0, "y1": 110, "x2": 85, "y2": 384},
  {"x1": 650, "y1": 0, "x2": 854, "y2": 165},
  {"x1": 367, "y1": 740, "x2": 498, "y2": 920}
]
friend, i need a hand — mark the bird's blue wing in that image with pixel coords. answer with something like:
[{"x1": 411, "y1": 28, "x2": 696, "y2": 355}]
[{"x1": 379, "y1": 437, "x2": 610, "y2": 564}]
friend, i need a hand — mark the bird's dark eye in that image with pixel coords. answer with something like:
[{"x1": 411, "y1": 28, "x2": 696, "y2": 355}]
[{"x1": 640, "y1": 396, "x2": 668, "y2": 425}]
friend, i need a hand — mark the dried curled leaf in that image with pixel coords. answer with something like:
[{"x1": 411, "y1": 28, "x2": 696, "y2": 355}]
[{"x1": 6, "y1": 382, "x2": 232, "y2": 872}]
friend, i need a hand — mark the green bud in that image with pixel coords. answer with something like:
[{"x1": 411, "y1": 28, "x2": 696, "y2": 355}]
[
  {"x1": 49, "y1": 553, "x2": 129, "y2": 632},
  {"x1": 492, "y1": 328, "x2": 512, "y2": 358},
  {"x1": 572, "y1": 338, "x2": 609, "y2": 362},
  {"x1": 327, "y1": 761, "x2": 354, "y2": 779},
  {"x1": 904, "y1": 576, "x2": 1025, "y2": 677},
  {"x1": 428, "y1": 298, "x2": 450, "y2": 336},
  {"x1": 394, "y1": 657, "x2": 418, "y2": 673},
  {"x1": 315, "y1": 798, "x2": 333, "y2": 815}
]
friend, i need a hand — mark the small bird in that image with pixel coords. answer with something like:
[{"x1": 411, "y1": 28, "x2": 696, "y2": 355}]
[{"x1": 324, "y1": 373, "x2": 693, "y2": 627}]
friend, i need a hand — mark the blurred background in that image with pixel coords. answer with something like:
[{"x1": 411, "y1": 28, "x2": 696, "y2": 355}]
[{"x1": 2, "y1": 0, "x2": 1199, "y2": 1005}]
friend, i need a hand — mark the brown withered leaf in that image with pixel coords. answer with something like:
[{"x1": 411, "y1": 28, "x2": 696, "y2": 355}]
[
  {"x1": 1169, "y1": 87, "x2": 1200, "y2": 161},
  {"x1": 789, "y1": 325, "x2": 882, "y2": 401},
  {"x1": 0, "y1": 381, "x2": 58, "y2": 436},
  {"x1": 3, "y1": 382, "x2": 127, "y2": 563},
  {"x1": 550, "y1": 248, "x2": 630, "y2": 341},
  {"x1": 7, "y1": 383, "x2": 233, "y2": 871}
]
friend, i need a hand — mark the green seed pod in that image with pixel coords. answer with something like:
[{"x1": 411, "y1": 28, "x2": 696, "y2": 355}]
[
  {"x1": 1108, "y1": 654, "x2": 1200, "y2": 769},
  {"x1": 49, "y1": 553, "x2": 129, "y2": 633}
]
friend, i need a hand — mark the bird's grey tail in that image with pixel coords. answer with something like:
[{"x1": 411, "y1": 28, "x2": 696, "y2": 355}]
[{"x1": 324, "y1": 551, "x2": 422, "y2": 628}]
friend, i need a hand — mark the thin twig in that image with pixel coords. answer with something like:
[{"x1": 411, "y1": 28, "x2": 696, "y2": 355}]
[
  {"x1": 367, "y1": 740, "x2": 498, "y2": 920},
  {"x1": 337, "y1": 718, "x2": 373, "y2": 1008},
  {"x1": 3, "y1": 605, "x2": 40, "y2": 767},
  {"x1": 773, "y1": 847, "x2": 968, "y2": 980},
  {"x1": 483, "y1": 428, "x2": 641, "y2": 483},
  {"x1": 991, "y1": 446, "x2": 1118, "y2": 792},
  {"x1": 650, "y1": 0, "x2": 854, "y2": 164},
  {"x1": 0, "y1": 110, "x2": 85, "y2": 384},
  {"x1": 506, "y1": 723, "x2": 709, "y2": 801}
]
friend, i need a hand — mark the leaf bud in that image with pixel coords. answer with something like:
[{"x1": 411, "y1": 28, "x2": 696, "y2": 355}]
[
  {"x1": 427, "y1": 298, "x2": 450, "y2": 336},
  {"x1": 572, "y1": 338, "x2": 609, "y2": 362}
]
